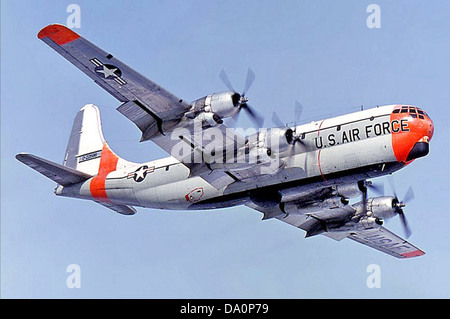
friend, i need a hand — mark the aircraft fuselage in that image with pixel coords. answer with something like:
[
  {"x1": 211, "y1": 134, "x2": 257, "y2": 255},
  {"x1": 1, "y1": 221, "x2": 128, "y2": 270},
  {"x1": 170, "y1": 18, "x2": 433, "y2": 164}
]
[{"x1": 56, "y1": 104, "x2": 434, "y2": 211}]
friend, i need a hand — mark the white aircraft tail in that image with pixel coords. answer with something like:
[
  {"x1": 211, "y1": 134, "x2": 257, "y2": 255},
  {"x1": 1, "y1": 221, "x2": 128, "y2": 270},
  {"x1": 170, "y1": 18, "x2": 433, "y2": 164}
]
[
  {"x1": 63, "y1": 104, "x2": 117, "y2": 175},
  {"x1": 15, "y1": 105, "x2": 105, "y2": 185},
  {"x1": 16, "y1": 104, "x2": 137, "y2": 215}
]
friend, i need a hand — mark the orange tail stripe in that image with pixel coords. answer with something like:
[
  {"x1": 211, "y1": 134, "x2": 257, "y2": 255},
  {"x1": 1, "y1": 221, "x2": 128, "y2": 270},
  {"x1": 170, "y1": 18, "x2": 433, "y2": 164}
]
[{"x1": 90, "y1": 143, "x2": 118, "y2": 202}]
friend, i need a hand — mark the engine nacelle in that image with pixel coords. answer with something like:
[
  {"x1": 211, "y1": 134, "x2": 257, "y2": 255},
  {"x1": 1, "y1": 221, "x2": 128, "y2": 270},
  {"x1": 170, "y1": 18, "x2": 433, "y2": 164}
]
[
  {"x1": 357, "y1": 216, "x2": 383, "y2": 229},
  {"x1": 193, "y1": 112, "x2": 223, "y2": 126},
  {"x1": 190, "y1": 91, "x2": 239, "y2": 121},
  {"x1": 328, "y1": 216, "x2": 383, "y2": 233},
  {"x1": 246, "y1": 127, "x2": 294, "y2": 155},
  {"x1": 334, "y1": 183, "x2": 362, "y2": 199},
  {"x1": 282, "y1": 196, "x2": 347, "y2": 215},
  {"x1": 207, "y1": 146, "x2": 274, "y2": 171},
  {"x1": 367, "y1": 196, "x2": 398, "y2": 220},
  {"x1": 352, "y1": 196, "x2": 398, "y2": 220}
]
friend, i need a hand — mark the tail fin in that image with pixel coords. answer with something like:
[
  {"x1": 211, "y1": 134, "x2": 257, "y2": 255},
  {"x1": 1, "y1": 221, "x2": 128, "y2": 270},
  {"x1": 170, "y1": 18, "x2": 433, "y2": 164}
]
[
  {"x1": 16, "y1": 104, "x2": 137, "y2": 215},
  {"x1": 64, "y1": 104, "x2": 115, "y2": 175},
  {"x1": 17, "y1": 104, "x2": 120, "y2": 182}
]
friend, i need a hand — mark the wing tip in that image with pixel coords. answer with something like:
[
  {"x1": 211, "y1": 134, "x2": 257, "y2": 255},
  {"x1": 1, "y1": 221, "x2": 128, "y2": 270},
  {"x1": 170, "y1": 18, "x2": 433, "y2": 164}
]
[
  {"x1": 38, "y1": 24, "x2": 80, "y2": 45},
  {"x1": 401, "y1": 249, "x2": 425, "y2": 258},
  {"x1": 15, "y1": 152, "x2": 31, "y2": 162}
]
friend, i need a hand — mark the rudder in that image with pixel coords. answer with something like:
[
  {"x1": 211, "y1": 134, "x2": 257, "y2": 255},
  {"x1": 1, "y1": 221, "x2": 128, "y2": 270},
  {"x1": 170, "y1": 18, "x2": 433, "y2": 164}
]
[{"x1": 64, "y1": 104, "x2": 111, "y2": 175}]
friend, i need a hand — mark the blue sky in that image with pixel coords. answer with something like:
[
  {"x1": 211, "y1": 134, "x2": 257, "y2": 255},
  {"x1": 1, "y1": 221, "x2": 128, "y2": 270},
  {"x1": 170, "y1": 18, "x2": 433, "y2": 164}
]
[{"x1": 2, "y1": 0, "x2": 450, "y2": 298}]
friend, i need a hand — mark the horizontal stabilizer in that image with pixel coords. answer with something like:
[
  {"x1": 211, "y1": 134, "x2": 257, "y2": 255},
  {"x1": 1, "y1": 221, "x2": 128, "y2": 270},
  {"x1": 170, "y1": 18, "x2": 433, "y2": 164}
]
[
  {"x1": 95, "y1": 201, "x2": 137, "y2": 215},
  {"x1": 16, "y1": 153, "x2": 92, "y2": 186}
]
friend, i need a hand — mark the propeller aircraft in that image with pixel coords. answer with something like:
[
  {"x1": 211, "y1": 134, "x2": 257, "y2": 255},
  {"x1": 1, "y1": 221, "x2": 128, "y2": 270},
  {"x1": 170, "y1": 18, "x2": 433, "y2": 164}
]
[{"x1": 16, "y1": 24, "x2": 434, "y2": 258}]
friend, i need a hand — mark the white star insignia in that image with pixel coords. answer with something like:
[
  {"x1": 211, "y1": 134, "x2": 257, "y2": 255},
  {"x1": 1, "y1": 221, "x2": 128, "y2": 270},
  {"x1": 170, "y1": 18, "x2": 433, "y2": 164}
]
[
  {"x1": 134, "y1": 166, "x2": 147, "y2": 181},
  {"x1": 96, "y1": 65, "x2": 118, "y2": 78}
]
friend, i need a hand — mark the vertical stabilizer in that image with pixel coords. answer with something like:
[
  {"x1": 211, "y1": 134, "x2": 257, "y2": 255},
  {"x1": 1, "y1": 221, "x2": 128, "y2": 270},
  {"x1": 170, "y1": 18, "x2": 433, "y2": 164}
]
[
  {"x1": 64, "y1": 104, "x2": 111, "y2": 175},
  {"x1": 17, "y1": 103, "x2": 137, "y2": 215}
]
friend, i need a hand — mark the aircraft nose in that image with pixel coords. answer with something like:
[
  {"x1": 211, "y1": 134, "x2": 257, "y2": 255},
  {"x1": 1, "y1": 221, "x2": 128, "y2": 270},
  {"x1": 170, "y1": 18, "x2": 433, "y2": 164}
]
[
  {"x1": 405, "y1": 108, "x2": 433, "y2": 162},
  {"x1": 425, "y1": 113, "x2": 434, "y2": 142},
  {"x1": 391, "y1": 105, "x2": 434, "y2": 163}
]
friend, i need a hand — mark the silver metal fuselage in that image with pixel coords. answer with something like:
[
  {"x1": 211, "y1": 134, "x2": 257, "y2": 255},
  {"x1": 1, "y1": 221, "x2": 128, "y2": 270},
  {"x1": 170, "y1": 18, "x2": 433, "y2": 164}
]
[{"x1": 57, "y1": 105, "x2": 413, "y2": 211}]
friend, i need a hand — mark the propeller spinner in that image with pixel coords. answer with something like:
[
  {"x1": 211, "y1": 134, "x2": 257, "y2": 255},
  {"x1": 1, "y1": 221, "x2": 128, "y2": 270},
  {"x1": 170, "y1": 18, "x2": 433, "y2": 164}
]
[{"x1": 219, "y1": 68, "x2": 264, "y2": 128}]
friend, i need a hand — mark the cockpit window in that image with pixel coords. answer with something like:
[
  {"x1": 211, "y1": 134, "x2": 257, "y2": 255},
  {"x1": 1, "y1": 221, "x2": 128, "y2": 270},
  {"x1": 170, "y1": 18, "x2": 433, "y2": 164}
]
[{"x1": 394, "y1": 106, "x2": 429, "y2": 120}]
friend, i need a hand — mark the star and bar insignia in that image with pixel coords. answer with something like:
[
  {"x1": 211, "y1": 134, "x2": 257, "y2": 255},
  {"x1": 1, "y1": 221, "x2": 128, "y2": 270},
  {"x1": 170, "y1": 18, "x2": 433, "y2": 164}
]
[
  {"x1": 127, "y1": 165, "x2": 155, "y2": 182},
  {"x1": 90, "y1": 58, "x2": 127, "y2": 85}
]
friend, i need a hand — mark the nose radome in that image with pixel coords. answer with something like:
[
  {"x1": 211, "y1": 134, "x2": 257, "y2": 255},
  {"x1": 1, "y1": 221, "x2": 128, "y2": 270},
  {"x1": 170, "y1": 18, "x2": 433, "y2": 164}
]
[
  {"x1": 390, "y1": 105, "x2": 434, "y2": 164},
  {"x1": 406, "y1": 107, "x2": 433, "y2": 162}
]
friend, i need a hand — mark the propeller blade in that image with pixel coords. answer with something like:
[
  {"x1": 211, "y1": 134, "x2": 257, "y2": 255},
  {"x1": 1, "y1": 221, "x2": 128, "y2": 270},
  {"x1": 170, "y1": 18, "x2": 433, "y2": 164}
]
[
  {"x1": 398, "y1": 210, "x2": 412, "y2": 238},
  {"x1": 403, "y1": 186, "x2": 415, "y2": 203},
  {"x1": 272, "y1": 111, "x2": 285, "y2": 127},
  {"x1": 386, "y1": 176, "x2": 415, "y2": 238},
  {"x1": 244, "y1": 103, "x2": 264, "y2": 128},
  {"x1": 228, "y1": 109, "x2": 241, "y2": 128},
  {"x1": 219, "y1": 68, "x2": 235, "y2": 92},
  {"x1": 218, "y1": 68, "x2": 264, "y2": 128},
  {"x1": 387, "y1": 176, "x2": 398, "y2": 198},
  {"x1": 242, "y1": 68, "x2": 255, "y2": 97},
  {"x1": 294, "y1": 101, "x2": 303, "y2": 123}
]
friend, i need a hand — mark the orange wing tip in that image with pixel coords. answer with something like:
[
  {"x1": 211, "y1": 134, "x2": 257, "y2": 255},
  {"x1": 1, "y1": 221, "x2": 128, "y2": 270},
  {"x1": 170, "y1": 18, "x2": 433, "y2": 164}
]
[
  {"x1": 401, "y1": 250, "x2": 425, "y2": 258},
  {"x1": 38, "y1": 24, "x2": 80, "y2": 45}
]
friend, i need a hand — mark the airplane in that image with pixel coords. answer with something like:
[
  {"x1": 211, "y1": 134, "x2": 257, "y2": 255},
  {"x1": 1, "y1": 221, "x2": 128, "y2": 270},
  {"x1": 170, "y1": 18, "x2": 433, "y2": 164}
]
[{"x1": 16, "y1": 24, "x2": 434, "y2": 259}]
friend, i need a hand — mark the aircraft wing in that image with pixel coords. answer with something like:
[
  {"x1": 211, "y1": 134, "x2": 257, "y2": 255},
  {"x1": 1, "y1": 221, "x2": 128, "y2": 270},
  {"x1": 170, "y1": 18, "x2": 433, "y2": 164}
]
[
  {"x1": 38, "y1": 24, "x2": 277, "y2": 189},
  {"x1": 38, "y1": 24, "x2": 191, "y2": 139},
  {"x1": 247, "y1": 194, "x2": 425, "y2": 259},
  {"x1": 345, "y1": 227, "x2": 425, "y2": 259}
]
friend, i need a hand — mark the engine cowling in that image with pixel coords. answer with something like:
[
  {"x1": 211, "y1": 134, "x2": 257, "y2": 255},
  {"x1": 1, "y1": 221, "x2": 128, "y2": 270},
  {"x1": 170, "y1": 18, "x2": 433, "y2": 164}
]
[
  {"x1": 246, "y1": 127, "x2": 294, "y2": 155},
  {"x1": 207, "y1": 145, "x2": 274, "y2": 171},
  {"x1": 334, "y1": 183, "x2": 362, "y2": 199},
  {"x1": 193, "y1": 112, "x2": 223, "y2": 126},
  {"x1": 352, "y1": 196, "x2": 398, "y2": 220},
  {"x1": 366, "y1": 196, "x2": 398, "y2": 220},
  {"x1": 190, "y1": 91, "x2": 240, "y2": 121},
  {"x1": 282, "y1": 196, "x2": 347, "y2": 215}
]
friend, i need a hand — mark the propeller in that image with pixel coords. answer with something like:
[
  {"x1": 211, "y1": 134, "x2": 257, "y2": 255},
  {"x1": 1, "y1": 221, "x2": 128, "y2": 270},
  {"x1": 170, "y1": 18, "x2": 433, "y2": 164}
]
[
  {"x1": 271, "y1": 101, "x2": 305, "y2": 150},
  {"x1": 360, "y1": 177, "x2": 414, "y2": 238},
  {"x1": 388, "y1": 176, "x2": 415, "y2": 238},
  {"x1": 219, "y1": 68, "x2": 264, "y2": 128},
  {"x1": 271, "y1": 100, "x2": 303, "y2": 128}
]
